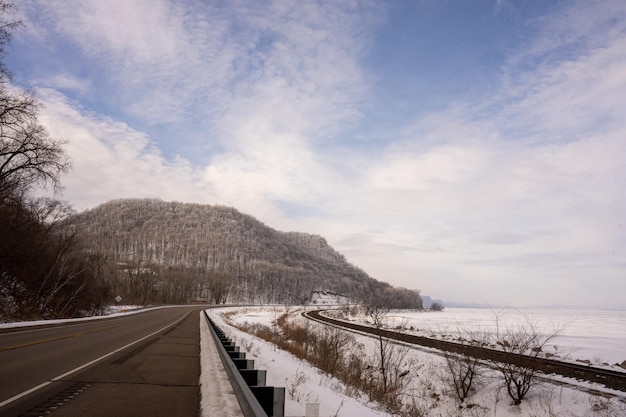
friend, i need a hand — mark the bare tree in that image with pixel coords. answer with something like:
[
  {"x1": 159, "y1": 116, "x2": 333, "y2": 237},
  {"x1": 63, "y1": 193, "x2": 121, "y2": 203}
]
[
  {"x1": 311, "y1": 325, "x2": 352, "y2": 375},
  {"x1": 0, "y1": 3, "x2": 117, "y2": 320},
  {"x1": 0, "y1": 1, "x2": 20, "y2": 77},
  {"x1": 124, "y1": 260, "x2": 158, "y2": 306},
  {"x1": 359, "y1": 283, "x2": 393, "y2": 393},
  {"x1": 430, "y1": 302, "x2": 444, "y2": 311},
  {"x1": 490, "y1": 314, "x2": 565, "y2": 405},
  {"x1": 0, "y1": 2, "x2": 69, "y2": 203},
  {"x1": 369, "y1": 336, "x2": 415, "y2": 413},
  {"x1": 204, "y1": 270, "x2": 232, "y2": 304},
  {"x1": 439, "y1": 325, "x2": 487, "y2": 406},
  {"x1": 0, "y1": 90, "x2": 70, "y2": 198},
  {"x1": 358, "y1": 282, "x2": 416, "y2": 411}
]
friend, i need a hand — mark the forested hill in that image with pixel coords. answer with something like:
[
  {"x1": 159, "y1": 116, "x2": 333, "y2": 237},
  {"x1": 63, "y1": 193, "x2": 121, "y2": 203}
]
[{"x1": 68, "y1": 199, "x2": 422, "y2": 307}]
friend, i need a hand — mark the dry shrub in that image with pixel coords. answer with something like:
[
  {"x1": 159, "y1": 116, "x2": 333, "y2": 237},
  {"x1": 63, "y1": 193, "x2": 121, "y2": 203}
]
[
  {"x1": 489, "y1": 316, "x2": 565, "y2": 405},
  {"x1": 439, "y1": 326, "x2": 488, "y2": 406},
  {"x1": 230, "y1": 311, "x2": 425, "y2": 416},
  {"x1": 312, "y1": 326, "x2": 352, "y2": 374}
]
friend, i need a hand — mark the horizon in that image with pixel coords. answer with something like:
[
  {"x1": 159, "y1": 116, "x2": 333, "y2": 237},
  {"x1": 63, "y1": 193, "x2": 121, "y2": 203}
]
[{"x1": 7, "y1": 0, "x2": 626, "y2": 310}]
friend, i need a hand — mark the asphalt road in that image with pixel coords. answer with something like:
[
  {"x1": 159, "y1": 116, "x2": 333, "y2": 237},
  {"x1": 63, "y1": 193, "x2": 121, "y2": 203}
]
[{"x1": 0, "y1": 306, "x2": 204, "y2": 417}]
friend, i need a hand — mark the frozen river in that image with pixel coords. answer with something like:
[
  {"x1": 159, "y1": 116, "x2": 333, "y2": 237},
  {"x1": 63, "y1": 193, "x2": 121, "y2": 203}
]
[{"x1": 386, "y1": 307, "x2": 626, "y2": 365}]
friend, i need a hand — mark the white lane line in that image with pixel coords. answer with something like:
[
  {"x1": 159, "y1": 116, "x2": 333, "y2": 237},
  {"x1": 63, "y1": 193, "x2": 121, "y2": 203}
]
[{"x1": 0, "y1": 311, "x2": 190, "y2": 409}]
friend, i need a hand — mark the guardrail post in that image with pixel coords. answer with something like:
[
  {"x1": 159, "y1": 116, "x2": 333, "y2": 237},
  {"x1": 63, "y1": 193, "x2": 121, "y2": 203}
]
[
  {"x1": 240, "y1": 369, "x2": 266, "y2": 387},
  {"x1": 228, "y1": 351, "x2": 247, "y2": 359},
  {"x1": 251, "y1": 387, "x2": 285, "y2": 417},
  {"x1": 233, "y1": 358, "x2": 255, "y2": 370}
]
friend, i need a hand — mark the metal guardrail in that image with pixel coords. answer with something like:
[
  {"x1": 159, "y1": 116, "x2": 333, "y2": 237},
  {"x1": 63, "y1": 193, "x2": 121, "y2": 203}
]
[{"x1": 203, "y1": 310, "x2": 285, "y2": 417}]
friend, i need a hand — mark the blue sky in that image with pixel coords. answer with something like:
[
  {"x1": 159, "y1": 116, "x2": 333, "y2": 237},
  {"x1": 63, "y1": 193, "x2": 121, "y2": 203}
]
[{"x1": 8, "y1": 0, "x2": 626, "y2": 309}]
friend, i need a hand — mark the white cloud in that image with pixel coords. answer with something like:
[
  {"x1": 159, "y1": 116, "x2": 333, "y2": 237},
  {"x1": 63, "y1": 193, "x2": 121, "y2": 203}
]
[
  {"x1": 296, "y1": 1, "x2": 626, "y2": 308},
  {"x1": 24, "y1": 0, "x2": 379, "y2": 212},
  {"x1": 24, "y1": 0, "x2": 236, "y2": 125},
  {"x1": 36, "y1": 89, "x2": 213, "y2": 210},
  {"x1": 341, "y1": 71, "x2": 624, "y2": 306},
  {"x1": 21, "y1": 0, "x2": 626, "y2": 308},
  {"x1": 499, "y1": 37, "x2": 626, "y2": 142},
  {"x1": 24, "y1": 0, "x2": 375, "y2": 134}
]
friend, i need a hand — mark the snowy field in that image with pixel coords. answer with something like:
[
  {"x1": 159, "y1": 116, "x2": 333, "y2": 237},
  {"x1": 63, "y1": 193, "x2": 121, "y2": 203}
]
[
  {"x1": 384, "y1": 307, "x2": 626, "y2": 366},
  {"x1": 208, "y1": 306, "x2": 626, "y2": 417},
  {"x1": 207, "y1": 307, "x2": 391, "y2": 417}
]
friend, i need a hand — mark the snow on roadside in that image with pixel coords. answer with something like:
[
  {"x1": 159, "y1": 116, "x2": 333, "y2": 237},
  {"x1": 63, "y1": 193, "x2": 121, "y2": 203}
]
[
  {"x1": 0, "y1": 305, "x2": 179, "y2": 329},
  {"x1": 199, "y1": 311, "x2": 244, "y2": 417},
  {"x1": 207, "y1": 307, "x2": 390, "y2": 417},
  {"x1": 207, "y1": 306, "x2": 626, "y2": 417}
]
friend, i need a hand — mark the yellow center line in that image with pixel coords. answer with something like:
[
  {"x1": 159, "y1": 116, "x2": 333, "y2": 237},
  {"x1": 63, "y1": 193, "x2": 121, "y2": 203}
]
[{"x1": 0, "y1": 325, "x2": 124, "y2": 352}]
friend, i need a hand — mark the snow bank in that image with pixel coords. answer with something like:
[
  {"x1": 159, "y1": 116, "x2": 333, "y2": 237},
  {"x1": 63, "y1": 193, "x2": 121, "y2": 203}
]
[
  {"x1": 0, "y1": 305, "x2": 157, "y2": 329},
  {"x1": 207, "y1": 307, "x2": 389, "y2": 417},
  {"x1": 199, "y1": 311, "x2": 244, "y2": 417}
]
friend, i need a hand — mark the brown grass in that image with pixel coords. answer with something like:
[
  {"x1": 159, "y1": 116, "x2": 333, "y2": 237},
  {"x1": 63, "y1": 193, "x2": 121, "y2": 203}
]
[{"x1": 229, "y1": 312, "x2": 420, "y2": 415}]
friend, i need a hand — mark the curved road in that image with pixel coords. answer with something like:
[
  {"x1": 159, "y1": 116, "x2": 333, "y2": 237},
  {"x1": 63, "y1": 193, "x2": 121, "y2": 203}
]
[{"x1": 0, "y1": 306, "x2": 203, "y2": 417}]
